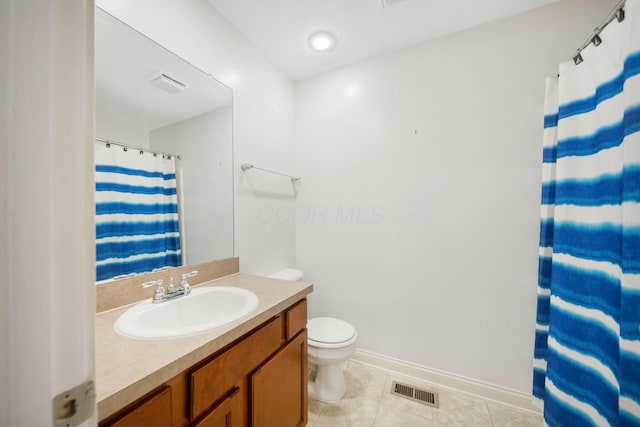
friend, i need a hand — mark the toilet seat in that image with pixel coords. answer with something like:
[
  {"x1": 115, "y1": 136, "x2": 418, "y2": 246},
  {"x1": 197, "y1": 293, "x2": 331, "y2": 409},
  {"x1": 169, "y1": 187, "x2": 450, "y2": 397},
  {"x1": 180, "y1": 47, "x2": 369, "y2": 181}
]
[{"x1": 308, "y1": 317, "x2": 357, "y2": 349}]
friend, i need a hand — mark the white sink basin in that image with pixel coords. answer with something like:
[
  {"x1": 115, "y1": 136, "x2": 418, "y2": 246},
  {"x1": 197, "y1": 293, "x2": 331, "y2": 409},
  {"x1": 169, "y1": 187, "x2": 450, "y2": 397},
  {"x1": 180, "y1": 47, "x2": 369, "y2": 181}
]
[{"x1": 115, "y1": 286, "x2": 259, "y2": 339}]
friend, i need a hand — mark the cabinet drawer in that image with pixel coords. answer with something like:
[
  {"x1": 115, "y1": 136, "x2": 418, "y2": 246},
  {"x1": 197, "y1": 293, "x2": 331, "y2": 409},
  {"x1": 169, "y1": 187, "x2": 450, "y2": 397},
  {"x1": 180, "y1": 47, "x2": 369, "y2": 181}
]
[
  {"x1": 285, "y1": 299, "x2": 307, "y2": 341},
  {"x1": 189, "y1": 316, "x2": 284, "y2": 420},
  {"x1": 105, "y1": 386, "x2": 172, "y2": 427}
]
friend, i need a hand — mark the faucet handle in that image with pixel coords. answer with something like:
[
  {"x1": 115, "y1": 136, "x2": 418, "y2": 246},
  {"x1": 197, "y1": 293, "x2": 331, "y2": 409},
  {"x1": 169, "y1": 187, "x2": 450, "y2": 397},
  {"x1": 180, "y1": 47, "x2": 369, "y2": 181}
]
[
  {"x1": 141, "y1": 279, "x2": 163, "y2": 288},
  {"x1": 182, "y1": 271, "x2": 198, "y2": 279},
  {"x1": 179, "y1": 271, "x2": 198, "y2": 293},
  {"x1": 141, "y1": 279, "x2": 165, "y2": 302}
]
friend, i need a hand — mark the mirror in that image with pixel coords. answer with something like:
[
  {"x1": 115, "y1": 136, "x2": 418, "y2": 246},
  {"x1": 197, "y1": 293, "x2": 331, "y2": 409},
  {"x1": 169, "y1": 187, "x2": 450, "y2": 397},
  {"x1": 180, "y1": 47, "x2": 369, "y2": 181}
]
[{"x1": 95, "y1": 7, "x2": 234, "y2": 283}]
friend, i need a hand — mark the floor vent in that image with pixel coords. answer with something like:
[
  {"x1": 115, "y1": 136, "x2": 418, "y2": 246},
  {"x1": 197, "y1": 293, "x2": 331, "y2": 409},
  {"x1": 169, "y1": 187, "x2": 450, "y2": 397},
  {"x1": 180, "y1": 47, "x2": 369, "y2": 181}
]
[{"x1": 391, "y1": 381, "x2": 439, "y2": 408}]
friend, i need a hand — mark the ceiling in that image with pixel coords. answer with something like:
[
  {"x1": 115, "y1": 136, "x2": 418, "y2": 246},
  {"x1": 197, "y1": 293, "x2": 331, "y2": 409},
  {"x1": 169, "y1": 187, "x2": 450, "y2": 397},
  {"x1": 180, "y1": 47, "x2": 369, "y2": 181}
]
[{"x1": 208, "y1": 0, "x2": 561, "y2": 81}]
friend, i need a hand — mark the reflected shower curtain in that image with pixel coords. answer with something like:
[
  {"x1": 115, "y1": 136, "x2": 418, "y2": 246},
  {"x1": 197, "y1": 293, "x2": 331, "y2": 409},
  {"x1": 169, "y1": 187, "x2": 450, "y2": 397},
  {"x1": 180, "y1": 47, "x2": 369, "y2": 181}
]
[
  {"x1": 533, "y1": 1, "x2": 640, "y2": 426},
  {"x1": 95, "y1": 143, "x2": 182, "y2": 281}
]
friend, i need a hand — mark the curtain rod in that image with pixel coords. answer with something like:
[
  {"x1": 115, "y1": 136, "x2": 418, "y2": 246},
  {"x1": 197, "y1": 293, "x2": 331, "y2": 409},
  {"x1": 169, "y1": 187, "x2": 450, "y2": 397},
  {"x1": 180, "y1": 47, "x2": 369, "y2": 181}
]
[
  {"x1": 573, "y1": 0, "x2": 626, "y2": 65},
  {"x1": 240, "y1": 163, "x2": 301, "y2": 182},
  {"x1": 95, "y1": 137, "x2": 182, "y2": 160}
]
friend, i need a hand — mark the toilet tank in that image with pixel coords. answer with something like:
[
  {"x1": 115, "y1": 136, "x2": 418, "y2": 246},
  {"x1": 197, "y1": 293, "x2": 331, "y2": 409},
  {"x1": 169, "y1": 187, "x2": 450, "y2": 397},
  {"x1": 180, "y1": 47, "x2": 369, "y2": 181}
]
[{"x1": 268, "y1": 268, "x2": 304, "y2": 281}]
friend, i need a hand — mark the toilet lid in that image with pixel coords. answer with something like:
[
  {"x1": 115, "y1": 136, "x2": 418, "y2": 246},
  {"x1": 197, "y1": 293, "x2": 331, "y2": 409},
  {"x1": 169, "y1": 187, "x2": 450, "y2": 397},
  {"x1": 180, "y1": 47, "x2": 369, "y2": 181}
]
[{"x1": 307, "y1": 317, "x2": 356, "y2": 344}]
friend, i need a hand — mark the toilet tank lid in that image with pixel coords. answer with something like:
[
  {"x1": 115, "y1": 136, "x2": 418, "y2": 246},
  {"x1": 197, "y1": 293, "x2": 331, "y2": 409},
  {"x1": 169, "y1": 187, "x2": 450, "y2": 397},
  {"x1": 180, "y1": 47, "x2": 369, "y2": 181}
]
[
  {"x1": 268, "y1": 268, "x2": 304, "y2": 281},
  {"x1": 308, "y1": 317, "x2": 356, "y2": 344}
]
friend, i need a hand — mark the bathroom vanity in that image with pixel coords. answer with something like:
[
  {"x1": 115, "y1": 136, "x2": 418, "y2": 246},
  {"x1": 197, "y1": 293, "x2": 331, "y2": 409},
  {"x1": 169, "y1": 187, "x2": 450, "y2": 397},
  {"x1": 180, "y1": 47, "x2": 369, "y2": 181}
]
[{"x1": 96, "y1": 273, "x2": 312, "y2": 427}]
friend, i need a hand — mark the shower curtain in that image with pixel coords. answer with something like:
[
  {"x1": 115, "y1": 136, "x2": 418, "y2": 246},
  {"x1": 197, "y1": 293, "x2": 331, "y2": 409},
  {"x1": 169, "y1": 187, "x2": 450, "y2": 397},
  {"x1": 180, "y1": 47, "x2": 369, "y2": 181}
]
[
  {"x1": 95, "y1": 143, "x2": 182, "y2": 281},
  {"x1": 533, "y1": 1, "x2": 640, "y2": 426}
]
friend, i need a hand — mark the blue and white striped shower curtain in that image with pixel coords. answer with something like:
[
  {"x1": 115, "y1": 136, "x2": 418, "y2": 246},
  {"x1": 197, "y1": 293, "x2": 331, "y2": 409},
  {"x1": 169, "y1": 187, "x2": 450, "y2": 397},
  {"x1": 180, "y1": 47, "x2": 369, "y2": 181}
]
[
  {"x1": 95, "y1": 143, "x2": 182, "y2": 281},
  {"x1": 533, "y1": 1, "x2": 640, "y2": 426}
]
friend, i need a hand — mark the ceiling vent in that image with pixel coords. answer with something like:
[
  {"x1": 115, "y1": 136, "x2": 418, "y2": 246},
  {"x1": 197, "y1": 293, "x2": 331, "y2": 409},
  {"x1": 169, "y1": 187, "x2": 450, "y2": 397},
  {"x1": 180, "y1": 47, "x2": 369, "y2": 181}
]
[{"x1": 150, "y1": 73, "x2": 189, "y2": 94}]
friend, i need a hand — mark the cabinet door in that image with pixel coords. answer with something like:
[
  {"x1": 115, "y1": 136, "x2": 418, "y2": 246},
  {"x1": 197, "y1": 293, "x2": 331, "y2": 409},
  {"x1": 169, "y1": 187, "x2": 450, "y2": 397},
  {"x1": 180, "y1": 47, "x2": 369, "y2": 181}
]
[
  {"x1": 250, "y1": 330, "x2": 308, "y2": 427},
  {"x1": 192, "y1": 386, "x2": 243, "y2": 427},
  {"x1": 107, "y1": 386, "x2": 172, "y2": 427}
]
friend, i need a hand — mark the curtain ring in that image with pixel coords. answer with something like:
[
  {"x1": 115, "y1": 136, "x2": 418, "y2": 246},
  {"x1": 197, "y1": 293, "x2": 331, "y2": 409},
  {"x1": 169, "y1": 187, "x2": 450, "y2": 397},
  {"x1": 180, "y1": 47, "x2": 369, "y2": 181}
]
[{"x1": 574, "y1": 52, "x2": 584, "y2": 65}]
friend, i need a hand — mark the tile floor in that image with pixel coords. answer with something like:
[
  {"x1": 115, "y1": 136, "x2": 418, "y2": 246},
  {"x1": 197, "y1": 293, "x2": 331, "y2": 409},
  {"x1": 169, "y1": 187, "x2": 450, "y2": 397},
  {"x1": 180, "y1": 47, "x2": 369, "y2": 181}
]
[{"x1": 307, "y1": 360, "x2": 543, "y2": 427}]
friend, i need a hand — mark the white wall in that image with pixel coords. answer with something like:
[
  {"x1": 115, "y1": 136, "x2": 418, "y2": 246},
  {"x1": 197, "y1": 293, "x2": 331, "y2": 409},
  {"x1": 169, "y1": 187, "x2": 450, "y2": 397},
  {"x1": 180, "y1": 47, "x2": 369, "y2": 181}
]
[
  {"x1": 294, "y1": 0, "x2": 618, "y2": 393},
  {"x1": 0, "y1": 1, "x2": 9, "y2": 424},
  {"x1": 96, "y1": 117, "x2": 150, "y2": 148},
  {"x1": 2, "y1": 1, "x2": 96, "y2": 425},
  {"x1": 97, "y1": 0, "x2": 297, "y2": 275},
  {"x1": 151, "y1": 107, "x2": 234, "y2": 265}
]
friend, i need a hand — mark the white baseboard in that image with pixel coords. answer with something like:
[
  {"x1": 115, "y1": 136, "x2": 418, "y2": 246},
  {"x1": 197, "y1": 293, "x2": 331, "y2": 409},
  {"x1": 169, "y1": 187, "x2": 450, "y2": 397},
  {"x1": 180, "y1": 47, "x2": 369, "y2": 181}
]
[{"x1": 351, "y1": 349, "x2": 542, "y2": 414}]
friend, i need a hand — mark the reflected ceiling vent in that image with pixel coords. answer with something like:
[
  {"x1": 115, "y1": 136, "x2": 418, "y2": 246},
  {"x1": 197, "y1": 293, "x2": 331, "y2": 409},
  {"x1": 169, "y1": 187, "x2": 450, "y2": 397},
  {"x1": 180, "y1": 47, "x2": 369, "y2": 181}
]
[
  {"x1": 381, "y1": 0, "x2": 408, "y2": 7},
  {"x1": 150, "y1": 72, "x2": 189, "y2": 94}
]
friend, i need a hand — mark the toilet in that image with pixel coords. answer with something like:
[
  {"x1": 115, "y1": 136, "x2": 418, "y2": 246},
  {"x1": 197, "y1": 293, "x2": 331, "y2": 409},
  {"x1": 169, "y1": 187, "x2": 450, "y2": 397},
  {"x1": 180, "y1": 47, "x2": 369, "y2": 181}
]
[{"x1": 268, "y1": 269, "x2": 358, "y2": 403}]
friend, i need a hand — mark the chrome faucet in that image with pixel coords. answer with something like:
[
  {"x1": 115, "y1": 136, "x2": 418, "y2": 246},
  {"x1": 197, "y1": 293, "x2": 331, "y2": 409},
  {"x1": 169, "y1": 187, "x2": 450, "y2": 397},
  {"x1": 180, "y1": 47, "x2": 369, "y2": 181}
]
[
  {"x1": 141, "y1": 279, "x2": 167, "y2": 303},
  {"x1": 141, "y1": 271, "x2": 198, "y2": 304}
]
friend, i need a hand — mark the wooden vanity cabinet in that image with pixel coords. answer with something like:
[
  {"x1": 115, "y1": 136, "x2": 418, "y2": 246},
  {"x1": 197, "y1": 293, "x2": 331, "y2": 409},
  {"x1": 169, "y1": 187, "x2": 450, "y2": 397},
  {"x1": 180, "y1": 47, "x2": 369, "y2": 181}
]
[
  {"x1": 100, "y1": 299, "x2": 308, "y2": 427},
  {"x1": 106, "y1": 386, "x2": 173, "y2": 427}
]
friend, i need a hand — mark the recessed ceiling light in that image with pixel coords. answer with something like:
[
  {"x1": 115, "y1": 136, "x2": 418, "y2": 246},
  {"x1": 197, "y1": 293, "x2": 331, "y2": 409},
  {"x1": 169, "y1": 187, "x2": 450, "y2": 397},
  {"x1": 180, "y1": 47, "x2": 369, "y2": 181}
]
[{"x1": 308, "y1": 31, "x2": 337, "y2": 52}]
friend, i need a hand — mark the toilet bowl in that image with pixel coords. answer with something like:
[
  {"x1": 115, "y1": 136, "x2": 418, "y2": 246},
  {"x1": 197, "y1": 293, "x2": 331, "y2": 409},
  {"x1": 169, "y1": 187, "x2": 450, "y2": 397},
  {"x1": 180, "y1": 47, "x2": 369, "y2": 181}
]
[
  {"x1": 307, "y1": 317, "x2": 358, "y2": 403},
  {"x1": 268, "y1": 269, "x2": 358, "y2": 403}
]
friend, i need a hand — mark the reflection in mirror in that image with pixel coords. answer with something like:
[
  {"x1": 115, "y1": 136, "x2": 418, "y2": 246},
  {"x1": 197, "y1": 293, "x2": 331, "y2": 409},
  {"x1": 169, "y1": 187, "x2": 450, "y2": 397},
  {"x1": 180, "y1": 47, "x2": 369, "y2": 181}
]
[{"x1": 95, "y1": 7, "x2": 233, "y2": 283}]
